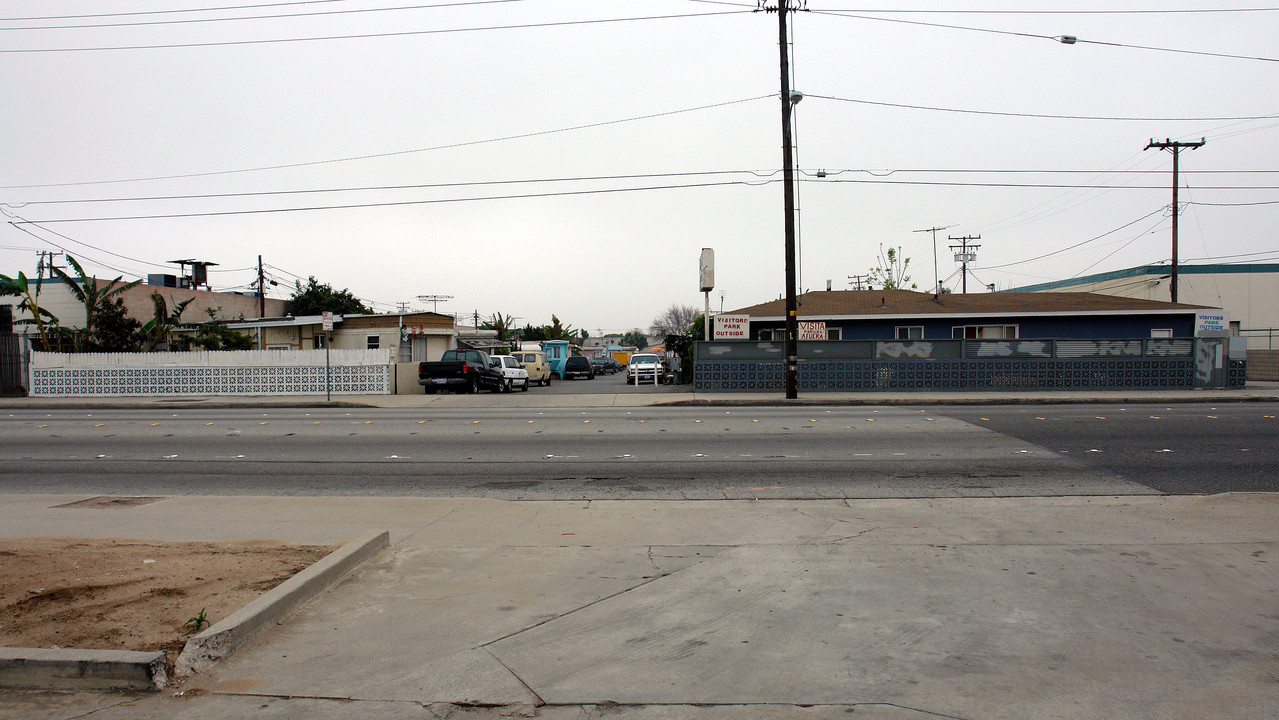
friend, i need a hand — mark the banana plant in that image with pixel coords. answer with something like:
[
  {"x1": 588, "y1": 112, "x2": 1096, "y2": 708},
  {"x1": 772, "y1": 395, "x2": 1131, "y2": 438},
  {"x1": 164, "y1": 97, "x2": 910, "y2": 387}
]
[
  {"x1": 0, "y1": 271, "x2": 63, "y2": 352},
  {"x1": 140, "y1": 292, "x2": 194, "y2": 352},
  {"x1": 49, "y1": 255, "x2": 141, "y2": 351}
]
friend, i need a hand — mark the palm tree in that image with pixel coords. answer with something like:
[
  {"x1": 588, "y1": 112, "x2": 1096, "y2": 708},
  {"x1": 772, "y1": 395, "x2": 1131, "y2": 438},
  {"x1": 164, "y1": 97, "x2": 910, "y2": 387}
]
[
  {"x1": 482, "y1": 312, "x2": 517, "y2": 342},
  {"x1": 543, "y1": 314, "x2": 577, "y2": 341}
]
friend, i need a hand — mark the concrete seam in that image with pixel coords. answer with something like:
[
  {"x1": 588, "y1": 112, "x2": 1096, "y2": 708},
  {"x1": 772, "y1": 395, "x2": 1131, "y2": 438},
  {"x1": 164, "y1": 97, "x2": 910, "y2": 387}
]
[
  {"x1": 480, "y1": 549, "x2": 725, "y2": 648},
  {"x1": 483, "y1": 647, "x2": 545, "y2": 706}
]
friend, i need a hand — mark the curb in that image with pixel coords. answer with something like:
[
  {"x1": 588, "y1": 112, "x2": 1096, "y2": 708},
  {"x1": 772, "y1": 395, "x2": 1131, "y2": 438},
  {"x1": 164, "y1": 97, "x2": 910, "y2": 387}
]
[
  {"x1": 0, "y1": 647, "x2": 166, "y2": 691},
  {"x1": 0, "y1": 531, "x2": 389, "y2": 691},
  {"x1": 658, "y1": 393, "x2": 1279, "y2": 407},
  {"x1": 175, "y1": 529, "x2": 389, "y2": 678}
]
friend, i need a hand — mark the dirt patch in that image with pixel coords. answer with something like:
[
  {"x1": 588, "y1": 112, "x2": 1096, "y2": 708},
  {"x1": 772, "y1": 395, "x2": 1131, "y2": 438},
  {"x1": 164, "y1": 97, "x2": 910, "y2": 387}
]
[{"x1": 0, "y1": 537, "x2": 335, "y2": 675}]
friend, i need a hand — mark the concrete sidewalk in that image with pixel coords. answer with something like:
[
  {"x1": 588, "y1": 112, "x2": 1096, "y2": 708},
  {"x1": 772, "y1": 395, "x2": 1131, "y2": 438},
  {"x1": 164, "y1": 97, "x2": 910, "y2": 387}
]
[
  {"x1": 2, "y1": 492, "x2": 1277, "y2": 719},
  {"x1": 2, "y1": 380, "x2": 1278, "y2": 410}
]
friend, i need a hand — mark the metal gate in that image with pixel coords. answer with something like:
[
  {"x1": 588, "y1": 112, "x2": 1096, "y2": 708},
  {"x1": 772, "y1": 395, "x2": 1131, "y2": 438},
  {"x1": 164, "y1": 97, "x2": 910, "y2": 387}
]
[{"x1": 0, "y1": 333, "x2": 23, "y2": 395}]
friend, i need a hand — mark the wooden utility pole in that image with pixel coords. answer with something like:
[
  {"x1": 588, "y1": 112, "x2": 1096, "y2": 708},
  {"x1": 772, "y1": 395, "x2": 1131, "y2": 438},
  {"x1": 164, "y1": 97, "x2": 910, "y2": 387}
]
[
  {"x1": 948, "y1": 235, "x2": 981, "y2": 294},
  {"x1": 257, "y1": 255, "x2": 266, "y2": 318},
  {"x1": 914, "y1": 225, "x2": 955, "y2": 296},
  {"x1": 770, "y1": 0, "x2": 801, "y2": 399},
  {"x1": 1144, "y1": 138, "x2": 1204, "y2": 303}
]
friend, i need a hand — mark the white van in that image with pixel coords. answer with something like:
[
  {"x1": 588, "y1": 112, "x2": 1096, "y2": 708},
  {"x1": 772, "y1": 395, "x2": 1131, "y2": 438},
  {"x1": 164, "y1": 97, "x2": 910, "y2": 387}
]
[{"x1": 510, "y1": 350, "x2": 553, "y2": 386}]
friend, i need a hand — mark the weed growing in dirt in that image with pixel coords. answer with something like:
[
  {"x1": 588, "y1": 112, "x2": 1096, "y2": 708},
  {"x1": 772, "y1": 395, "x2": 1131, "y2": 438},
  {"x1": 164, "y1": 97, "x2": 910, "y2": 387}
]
[{"x1": 182, "y1": 608, "x2": 209, "y2": 636}]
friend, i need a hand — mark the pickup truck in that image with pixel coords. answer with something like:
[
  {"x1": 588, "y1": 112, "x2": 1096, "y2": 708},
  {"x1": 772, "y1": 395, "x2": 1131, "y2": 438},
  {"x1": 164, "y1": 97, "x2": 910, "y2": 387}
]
[{"x1": 419, "y1": 349, "x2": 503, "y2": 393}]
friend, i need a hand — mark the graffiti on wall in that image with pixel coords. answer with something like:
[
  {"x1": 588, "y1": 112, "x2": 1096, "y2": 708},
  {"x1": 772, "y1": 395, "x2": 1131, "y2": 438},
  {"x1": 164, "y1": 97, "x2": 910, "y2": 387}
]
[{"x1": 876, "y1": 342, "x2": 934, "y2": 359}]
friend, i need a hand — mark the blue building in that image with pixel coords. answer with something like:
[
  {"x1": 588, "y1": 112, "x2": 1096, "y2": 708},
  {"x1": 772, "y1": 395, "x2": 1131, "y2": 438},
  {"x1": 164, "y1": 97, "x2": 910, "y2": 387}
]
[{"x1": 697, "y1": 290, "x2": 1240, "y2": 392}]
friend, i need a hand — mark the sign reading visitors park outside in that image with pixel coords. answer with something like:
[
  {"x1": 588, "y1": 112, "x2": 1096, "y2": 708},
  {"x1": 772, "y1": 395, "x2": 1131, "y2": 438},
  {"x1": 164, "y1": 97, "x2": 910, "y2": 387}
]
[
  {"x1": 714, "y1": 314, "x2": 749, "y2": 340},
  {"x1": 1194, "y1": 310, "x2": 1229, "y2": 337}
]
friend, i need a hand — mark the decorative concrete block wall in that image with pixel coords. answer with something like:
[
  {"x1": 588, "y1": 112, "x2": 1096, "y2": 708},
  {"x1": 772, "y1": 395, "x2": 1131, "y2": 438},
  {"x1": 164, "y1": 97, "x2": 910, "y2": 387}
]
[{"x1": 29, "y1": 350, "x2": 390, "y2": 397}]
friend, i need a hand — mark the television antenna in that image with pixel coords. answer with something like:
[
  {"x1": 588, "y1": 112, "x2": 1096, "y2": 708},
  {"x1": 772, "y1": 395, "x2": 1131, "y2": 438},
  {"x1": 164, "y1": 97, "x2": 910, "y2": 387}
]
[{"x1": 416, "y1": 294, "x2": 453, "y2": 312}]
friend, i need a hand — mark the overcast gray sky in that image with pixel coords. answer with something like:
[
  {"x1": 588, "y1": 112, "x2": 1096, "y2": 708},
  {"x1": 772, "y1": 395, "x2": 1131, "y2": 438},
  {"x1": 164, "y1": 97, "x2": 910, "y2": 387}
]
[{"x1": 2, "y1": 1, "x2": 1276, "y2": 335}]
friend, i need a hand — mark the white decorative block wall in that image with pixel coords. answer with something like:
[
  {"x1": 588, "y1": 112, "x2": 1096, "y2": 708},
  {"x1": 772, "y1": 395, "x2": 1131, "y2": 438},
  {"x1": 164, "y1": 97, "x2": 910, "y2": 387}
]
[{"x1": 29, "y1": 350, "x2": 390, "y2": 396}]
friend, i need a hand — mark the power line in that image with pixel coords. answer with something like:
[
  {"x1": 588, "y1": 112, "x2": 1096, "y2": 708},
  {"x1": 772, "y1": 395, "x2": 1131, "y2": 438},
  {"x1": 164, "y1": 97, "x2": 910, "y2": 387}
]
[
  {"x1": 1067, "y1": 217, "x2": 1167, "y2": 279},
  {"x1": 814, "y1": 177, "x2": 1279, "y2": 190},
  {"x1": 12, "y1": 175, "x2": 1279, "y2": 224},
  {"x1": 814, "y1": 9, "x2": 1279, "y2": 63},
  {"x1": 0, "y1": 95, "x2": 773, "y2": 189},
  {"x1": 10, "y1": 166, "x2": 1279, "y2": 209},
  {"x1": 982, "y1": 207, "x2": 1168, "y2": 270},
  {"x1": 10, "y1": 179, "x2": 767, "y2": 224},
  {"x1": 5, "y1": 213, "x2": 185, "y2": 270},
  {"x1": 0, "y1": 0, "x2": 349, "y2": 22},
  {"x1": 7, "y1": 223, "x2": 140, "y2": 279},
  {"x1": 0, "y1": 9, "x2": 750, "y2": 54},
  {"x1": 807, "y1": 94, "x2": 1279, "y2": 122},
  {"x1": 1188, "y1": 199, "x2": 1279, "y2": 206},
  {"x1": 806, "y1": 6, "x2": 1279, "y2": 16},
  {"x1": 0, "y1": 1, "x2": 528, "y2": 32},
  {"x1": 5, "y1": 169, "x2": 777, "y2": 206}
]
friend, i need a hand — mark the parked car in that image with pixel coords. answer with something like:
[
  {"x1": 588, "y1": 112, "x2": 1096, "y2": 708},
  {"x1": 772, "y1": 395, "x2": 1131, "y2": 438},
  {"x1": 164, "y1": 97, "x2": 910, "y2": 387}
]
[
  {"x1": 590, "y1": 356, "x2": 619, "y2": 375},
  {"x1": 510, "y1": 350, "x2": 552, "y2": 386},
  {"x1": 626, "y1": 353, "x2": 663, "y2": 385},
  {"x1": 563, "y1": 355, "x2": 595, "y2": 380},
  {"x1": 419, "y1": 349, "x2": 504, "y2": 393},
  {"x1": 489, "y1": 354, "x2": 530, "y2": 392}
]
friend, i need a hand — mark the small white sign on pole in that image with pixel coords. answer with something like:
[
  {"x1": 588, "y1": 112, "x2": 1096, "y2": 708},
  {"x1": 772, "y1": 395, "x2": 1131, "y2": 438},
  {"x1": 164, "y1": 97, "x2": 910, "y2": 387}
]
[
  {"x1": 714, "y1": 314, "x2": 750, "y2": 340},
  {"x1": 699, "y1": 248, "x2": 715, "y2": 292},
  {"x1": 321, "y1": 311, "x2": 334, "y2": 332}
]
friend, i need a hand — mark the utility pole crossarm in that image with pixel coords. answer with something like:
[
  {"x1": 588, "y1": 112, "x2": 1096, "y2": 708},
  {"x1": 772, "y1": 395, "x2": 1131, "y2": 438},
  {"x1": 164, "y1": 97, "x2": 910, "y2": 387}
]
[{"x1": 947, "y1": 235, "x2": 981, "y2": 294}]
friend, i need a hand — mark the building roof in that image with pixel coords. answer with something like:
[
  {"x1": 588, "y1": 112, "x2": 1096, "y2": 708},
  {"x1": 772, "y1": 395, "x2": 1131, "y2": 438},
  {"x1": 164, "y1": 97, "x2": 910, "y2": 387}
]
[
  {"x1": 1009, "y1": 263, "x2": 1279, "y2": 293},
  {"x1": 228, "y1": 311, "x2": 455, "y2": 331},
  {"x1": 730, "y1": 289, "x2": 1212, "y2": 321}
]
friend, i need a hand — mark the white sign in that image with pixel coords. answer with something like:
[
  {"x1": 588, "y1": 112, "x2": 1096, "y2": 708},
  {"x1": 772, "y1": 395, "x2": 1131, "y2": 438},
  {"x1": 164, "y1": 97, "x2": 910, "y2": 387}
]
[
  {"x1": 1195, "y1": 310, "x2": 1229, "y2": 337},
  {"x1": 714, "y1": 314, "x2": 749, "y2": 340},
  {"x1": 798, "y1": 321, "x2": 827, "y2": 340},
  {"x1": 321, "y1": 311, "x2": 334, "y2": 332},
  {"x1": 699, "y1": 248, "x2": 715, "y2": 292}
]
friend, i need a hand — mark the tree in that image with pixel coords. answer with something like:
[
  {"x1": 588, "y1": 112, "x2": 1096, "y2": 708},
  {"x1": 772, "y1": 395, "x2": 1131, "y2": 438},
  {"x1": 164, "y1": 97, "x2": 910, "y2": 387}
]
[
  {"x1": 621, "y1": 329, "x2": 648, "y2": 349},
  {"x1": 189, "y1": 308, "x2": 254, "y2": 351},
  {"x1": 542, "y1": 314, "x2": 577, "y2": 341},
  {"x1": 87, "y1": 297, "x2": 142, "y2": 352},
  {"x1": 867, "y1": 244, "x2": 916, "y2": 290},
  {"x1": 0, "y1": 271, "x2": 63, "y2": 351},
  {"x1": 519, "y1": 324, "x2": 547, "y2": 342},
  {"x1": 650, "y1": 304, "x2": 699, "y2": 337},
  {"x1": 288, "y1": 276, "x2": 371, "y2": 316},
  {"x1": 481, "y1": 312, "x2": 517, "y2": 342},
  {"x1": 49, "y1": 255, "x2": 142, "y2": 352}
]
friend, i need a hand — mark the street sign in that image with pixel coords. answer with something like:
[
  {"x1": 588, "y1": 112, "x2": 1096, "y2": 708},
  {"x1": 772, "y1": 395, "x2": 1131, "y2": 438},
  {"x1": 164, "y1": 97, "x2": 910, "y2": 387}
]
[{"x1": 321, "y1": 311, "x2": 334, "y2": 332}]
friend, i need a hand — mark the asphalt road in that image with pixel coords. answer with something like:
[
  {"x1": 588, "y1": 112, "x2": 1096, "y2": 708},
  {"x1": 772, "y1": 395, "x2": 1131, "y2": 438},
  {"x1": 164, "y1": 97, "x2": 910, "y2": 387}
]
[
  {"x1": 6, "y1": 402, "x2": 1276, "y2": 499},
  {"x1": 936, "y1": 401, "x2": 1279, "y2": 494}
]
